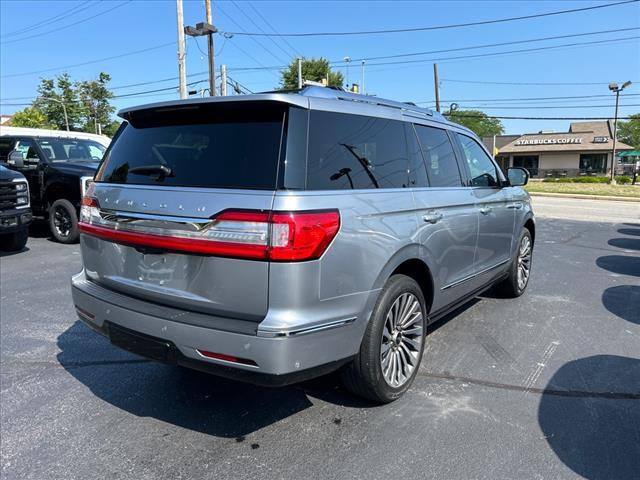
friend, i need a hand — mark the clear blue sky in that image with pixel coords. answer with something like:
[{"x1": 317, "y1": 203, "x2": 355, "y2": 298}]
[{"x1": 1, "y1": 0, "x2": 639, "y2": 134}]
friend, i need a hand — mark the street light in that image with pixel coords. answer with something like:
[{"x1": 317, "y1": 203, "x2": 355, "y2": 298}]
[
  {"x1": 184, "y1": 21, "x2": 218, "y2": 96},
  {"x1": 38, "y1": 96, "x2": 69, "y2": 131},
  {"x1": 608, "y1": 80, "x2": 632, "y2": 184},
  {"x1": 343, "y1": 56, "x2": 351, "y2": 89}
]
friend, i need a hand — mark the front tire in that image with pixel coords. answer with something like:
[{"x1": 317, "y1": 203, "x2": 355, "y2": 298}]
[
  {"x1": 49, "y1": 199, "x2": 79, "y2": 244},
  {"x1": 341, "y1": 274, "x2": 426, "y2": 403},
  {"x1": 0, "y1": 228, "x2": 28, "y2": 252},
  {"x1": 495, "y1": 228, "x2": 533, "y2": 298}
]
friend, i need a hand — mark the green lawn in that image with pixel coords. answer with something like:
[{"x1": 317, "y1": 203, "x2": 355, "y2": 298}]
[{"x1": 525, "y1": 182, "x2": 640, "y2": 199}]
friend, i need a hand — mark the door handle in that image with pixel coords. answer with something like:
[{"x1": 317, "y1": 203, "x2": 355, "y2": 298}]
[
  {"x1": 507, "y1": 202, "x2": 523, "y2": 209},
  {"x1": 479, "y1": 206, "x2": 493, "y2": 215},
  {"x1": 422, "y1": 212, "x2": 443, "y2": 224}
]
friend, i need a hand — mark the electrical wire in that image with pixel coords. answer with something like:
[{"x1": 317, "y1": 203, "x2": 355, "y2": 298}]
[
  {"x1": 246, "y1": 1, "x2": 301, "y2": 57},
  {"x1": 0, "y1": 0, "x2": 94, "y2": 39},
  {"x1": 221, "y1": 1, "x2": 639, "y2": 37}
]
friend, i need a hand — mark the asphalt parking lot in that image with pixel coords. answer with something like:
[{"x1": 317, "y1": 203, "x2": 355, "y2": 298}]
[{"x1": 1, "y1": 197, "x2": 639, "y2": 480}]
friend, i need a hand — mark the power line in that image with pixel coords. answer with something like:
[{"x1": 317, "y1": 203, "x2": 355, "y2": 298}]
[
  {"x1": 0, "y1": 1, "x2": 132, "y2": 45},
  {"x1": 448, "y1": 115, "x2": 635, "y2": 120},
  {"x1": 1, "y1": 42, "x2": 175, "y2": 79},
  {"x1": 423, "y1": 94, "x2": 640, "y2": 104},
  {"x1": 442, "y1": 78, "x2": 639, "y2": 86},
  {"x1": 221, "y1": 0, "x2": 639, "y2": 37},
  {"x1": 0, "y1": 0, "x2": 94, "y2": 39},
  {"x1": 331, "y1": 27, "x2": 640, "y2": 64},
  {"x1": 246, "y1": 1, "x2": 301, "y2": 57},
  {"x1": 459, "y1": 104, "x2": 640, "y2": 109}
]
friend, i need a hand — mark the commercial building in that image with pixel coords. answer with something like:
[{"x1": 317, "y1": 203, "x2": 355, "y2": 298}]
[{"x1": 483, "y1": 121, "x2": 634, "y2": 177}]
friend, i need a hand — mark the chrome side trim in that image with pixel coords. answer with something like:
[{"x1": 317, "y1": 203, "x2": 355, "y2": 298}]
[
  {"x1": 441, "y1": 259, "x2": 510, "y2": 291},
  {"x1": 257, "y1": 317, "x2": 357, "y2": 338}
]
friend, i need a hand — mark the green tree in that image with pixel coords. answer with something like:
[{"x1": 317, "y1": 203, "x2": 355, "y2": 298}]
[
  {"x1": 78, "y1": 72, "x2": 115, "y2": 134},
  {"x1": 36, "y1": 73, "x2": 84, "y2": 130},
  {"x1": 103, "y1": 120, "x2": 122, "y2": 138},
  {"x1": 617, "y1": 113, "x2": 640, "y2": 149},
  {"x1": 445, "y1": 109, "x2": 505, "y2": 138},
  {"x1": 279, "y1": 58, "x2": 343, "y2": 90},
  {"x1": 10, "y1": 106, "x2": 53, "y2": 129}
]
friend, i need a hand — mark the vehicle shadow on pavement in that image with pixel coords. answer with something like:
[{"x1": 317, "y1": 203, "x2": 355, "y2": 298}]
[
  {"x1": 538, "y1": 355, "x2": 640, "y2": 480},
  {"x1": 602, "y1": 285, "x2": 640, "y2": 324},
  {"x1": 595, "y1": 255, "x2": 640, "y2": 277},
  {"x1": 28, "y1": 220, "x2": 51, "y2": 239},
  {"x1": 607, "y1": 237, "x2": 640, "y2": 251},
  {"x1": 56, "y1": 322, "x2": 375, "y2": 438},
  {"x1": 617, "y1": 228, "x2": 640, "y2": 237},
  {"x1": 0, "y1": 246, "x2": 29, "y2": 257}
]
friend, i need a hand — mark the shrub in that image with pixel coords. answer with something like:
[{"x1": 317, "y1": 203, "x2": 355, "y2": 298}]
[
  {"x1": 542, "y1": 175, "x2": 632, "y2": 184},
  {"x1": 615, "y1": 176, "x2": 632, "y2": 184}
]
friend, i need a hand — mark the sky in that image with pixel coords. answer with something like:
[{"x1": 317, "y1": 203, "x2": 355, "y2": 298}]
[{"x1": 1, "y1": 0, "x2": 639, "y2": 134}]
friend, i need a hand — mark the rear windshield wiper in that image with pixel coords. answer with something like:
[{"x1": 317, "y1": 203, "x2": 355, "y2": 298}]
[{"x1": 128, "y1": 164, "x2": 173, "y2": 180}]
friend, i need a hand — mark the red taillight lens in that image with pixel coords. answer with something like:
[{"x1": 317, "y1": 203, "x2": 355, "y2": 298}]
[
  {"x1": 197, "y1": 349, "x2": 258, "y2": 366},
  {"x1": 79, "y1": 206, "x2": 340, "y2": 262}
]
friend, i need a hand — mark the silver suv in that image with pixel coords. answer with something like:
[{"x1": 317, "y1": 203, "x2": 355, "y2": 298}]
[{"x1": 71, "y1": 86, "x2": 534, "y2": 403}]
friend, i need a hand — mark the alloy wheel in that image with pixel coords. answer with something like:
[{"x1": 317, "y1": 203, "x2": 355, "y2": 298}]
[
  {"x1": 380, "y1": 292, "x2": 424, "y2": 388},
  {"x1": 53, "y1": 206, "x2": 71, "y2": 238},
  {"x1": 517, "y1": 235, "x2": 532, "y2": 291}
]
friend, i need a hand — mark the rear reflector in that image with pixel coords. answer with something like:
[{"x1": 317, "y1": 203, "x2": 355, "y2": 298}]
[
  {"x1": 197, "y1": 350, "x2": 258, "y2": 366},
  {"x1": 79, "y1": 199, "x2": 340, "y2": 262}
]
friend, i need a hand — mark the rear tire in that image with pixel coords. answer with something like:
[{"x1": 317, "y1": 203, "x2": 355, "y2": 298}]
[
  {"x1": 0, "y1": 228, "x2": 28, "y2": 252},
  {"x1": 49, "y1": 199, "x2": 79, "y2": 244},
  {"x1": 341, "y1": 274, "x2": 426, "y2": 403},
  {"x1": 495, "y1": 228, "x2": 533, "y2": 298}
]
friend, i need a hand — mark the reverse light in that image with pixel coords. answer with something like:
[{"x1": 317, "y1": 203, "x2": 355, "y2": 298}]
[{"x1": 78, "y1": 203, "x2": 340, "y2": 262}]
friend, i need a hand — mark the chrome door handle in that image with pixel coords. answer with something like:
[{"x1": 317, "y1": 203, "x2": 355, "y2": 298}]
[
  {"x1": 422, "y1": 212, "x2": 443, "y2": 224},
  {"x1": 507, "y1": 202, "x2": 523, "y2": 209},
  {"x1": 479, "y1": 206, "x2": 493, "y2": 215}
]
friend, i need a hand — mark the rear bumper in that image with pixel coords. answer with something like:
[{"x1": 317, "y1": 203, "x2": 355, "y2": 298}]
[{"x1": 71, "y1": 271, "x2": 366, "y2": 384}]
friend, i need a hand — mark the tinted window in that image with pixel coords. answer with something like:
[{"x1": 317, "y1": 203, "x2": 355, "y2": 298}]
[
  {"x1": 0, "y1": 137, "x2": 15, "y2": 162},
  {"x1": 414, "y1": 125, "x2": 462, "y2": 187},
  {"x1": 36, "y1": 138, "x2": 105, "y2": 161},
  {"x1": 307, "y1": 111, "x2": 409, "y2": 190},
  {"x1": 406, "y1": 124, "x2": 428, "y2": 187},
  {"x1": 97, "y1": 103, "x2": 285, "y2": 190},
  {"x1": 456, "y1": 133, "x2": 499, "y2": 187}
]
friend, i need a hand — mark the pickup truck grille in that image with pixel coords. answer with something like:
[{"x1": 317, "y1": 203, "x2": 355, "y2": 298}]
[{"x1": 0, "y1": 182, "x2": 20, "y2": 211}]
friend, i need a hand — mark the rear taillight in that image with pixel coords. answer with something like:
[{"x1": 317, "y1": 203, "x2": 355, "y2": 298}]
[{"x1": 78, "y1": 202, "x2": 340, "y2": 262}]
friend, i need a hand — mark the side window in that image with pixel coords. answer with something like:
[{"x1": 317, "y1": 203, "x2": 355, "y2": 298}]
[
  {"x1": 307, "y1": 111, "x2": 409, "y2": 190},
  {"x1": 14, "y1": 139, "x2": 41, "y2": 162},
  {"x1": 406, "y1": 124, "x2": 428, "y2": 187},
  {"x1": 455, "y1": 133, "x2": 499, "y2": 187},
  {"x1": 0, "y1": 137, "x2": 16, "y2": 162},
  {"x1": 414, "y1": 125, "x2": 462, "y2": 187}
]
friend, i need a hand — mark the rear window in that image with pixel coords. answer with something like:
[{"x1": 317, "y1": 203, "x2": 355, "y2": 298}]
[{"x1": 96, "y1": 102, "x2": 286, "y2": 190}]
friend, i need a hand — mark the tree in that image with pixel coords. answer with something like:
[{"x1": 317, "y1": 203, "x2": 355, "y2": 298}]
[
  {"x1": 617, "y1": 113, "x2": 640, "y2": 149},
  {"x1": 78, "y1": 72, "x2": 115, "y2": 134},
  {"x1": 444, "y1": 109, "x2": 504, "y2": 138},
  {"x1": 10, "y1": 106, "x2": 52, "y2": 129},
  {"x1": 36, "y1": 73, "x2": 84, "y2": 130},
  {"x1": 280, "y1": 58, "x2": 344, "y2": 90},
  {"x1": 103, "y1": 120, "x2": 122, "y2": 138}
]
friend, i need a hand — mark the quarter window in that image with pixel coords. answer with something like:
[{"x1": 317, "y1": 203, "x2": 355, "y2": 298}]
[
  {"x1": 306, "y1": 111, "x2": 410, "y2": 190},
  {"x1": 456, "y1": 133, "x2": 499, "y2": 187},
  {"x1": 414, "y1": 125, "x2": 462, "y2": 187}
]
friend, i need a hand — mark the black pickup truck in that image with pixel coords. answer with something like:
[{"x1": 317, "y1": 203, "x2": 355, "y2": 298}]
[
  {"x1": 0, "y1": 132, "x2": 108, "y2": 243},
  {"x1": 0, "y1": 165, "x2": 32, "y2": 251}
]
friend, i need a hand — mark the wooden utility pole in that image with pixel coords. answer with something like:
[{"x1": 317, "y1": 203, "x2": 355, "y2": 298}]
[
  {"x1": 176, "y1": 0, "x2": 187, "y2": 99},
  {"x1": 221, "y1": 64, "x2": 227, "y2": 96},
  {"x1": 297, "y1": 58, "x2": 303, "y2": 89},
  {"x1": 205, "y1": 0, "x2": 216, "y2": 96},
  {"x1": 433, "y1": 63, "x2": 441, "y2": 113}
]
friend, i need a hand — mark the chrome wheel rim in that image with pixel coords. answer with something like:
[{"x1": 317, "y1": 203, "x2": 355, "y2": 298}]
[
  {"x1": 517, "y1": 235, "x2": 532, "y2": 291},
  {"x1": 53, "y1": 206, "x2": 71, "y2": 238},
  {"x1": 380, "y1": 292, "x2": 424, "y2": 388}
]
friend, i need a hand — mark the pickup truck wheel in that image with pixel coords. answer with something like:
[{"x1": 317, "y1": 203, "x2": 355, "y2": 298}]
[
  {"x1": 341, "y1": 274, "x2": 426, "y2": 404},
  {"x1": 0, "y1": 228, "x2": 28, "y2": 252},
  {"x1": 495, "y1": 228, "x2": 533, "y2": 298},
  {"x1": 49, "y1": 199, "x2": 79, "y2": 244}
]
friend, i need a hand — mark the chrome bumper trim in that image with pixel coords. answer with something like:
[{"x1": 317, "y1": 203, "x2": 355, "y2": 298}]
[{"x1": 256, "y1": 317, "x2": 357, "y2": 338}]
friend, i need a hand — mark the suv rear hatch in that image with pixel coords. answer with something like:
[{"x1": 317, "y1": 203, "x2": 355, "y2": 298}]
[{"x1": 79, "y1": 101, "x2": 287, "y2": 325}]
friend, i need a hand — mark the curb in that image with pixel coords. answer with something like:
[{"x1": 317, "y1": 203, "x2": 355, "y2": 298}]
[{"x1": 528, "y1": 192, "x2": 640, "y2": 203}]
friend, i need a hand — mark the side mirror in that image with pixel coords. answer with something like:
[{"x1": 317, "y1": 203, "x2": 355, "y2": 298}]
[
  {"x1": 8, "y1": 150, "x2": 25, "y2": 168},
  {"x1": 507, "y1": 167, "x2": 529, "y2": 186}
]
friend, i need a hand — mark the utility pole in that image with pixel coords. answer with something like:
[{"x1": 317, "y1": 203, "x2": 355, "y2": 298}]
[
  {"x1": 204, "y1": 0, "x2": 216, "y2": 96},
  {"x1": 176, "y1": 0, "x2": 187, "y2": 99},
  {"x1": 361, "y1": 60, "x2": 365, "y2": 95},
  {"x1": 297, "y1": 58, "x2": 303, "y2": 88},
  {"x1": 344, "y1": 56, "x2": 351, "y2": 89},
  {"x1": 433, "y1": 63, "x2": 441, "y2": 113},
  {"x1": 221, "y1": 64, "x2": 227, "y2": 96}
]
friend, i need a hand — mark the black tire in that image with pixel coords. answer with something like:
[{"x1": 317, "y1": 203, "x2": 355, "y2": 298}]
[
  {"x1": 341, "y1": 274, "x2": 427, "y2": 404},
  {"x1": 494, "y1": 228, "x2": 533, "y2": 298},
  {"x1": 49, "y1": 199, "x2": 79, "y2": 244},
  {"x1": 0, "y1": 228, "x2": 28, "y2": 252}
]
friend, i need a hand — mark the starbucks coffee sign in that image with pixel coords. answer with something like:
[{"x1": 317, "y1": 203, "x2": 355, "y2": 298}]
[{"x1": 515, "y1": 138, "x2": 583, "y2": 146}]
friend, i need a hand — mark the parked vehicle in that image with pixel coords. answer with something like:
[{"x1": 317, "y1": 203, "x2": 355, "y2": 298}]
[
  {"x1": 0, "y1": 164, "x2": 32, "y2": 251},
  {"x1": 0, "y1": 127, "x2": 110, "y2": 243},
  {"x1": 71, "y1": 87, "x2": 534, "y2": 403}
]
